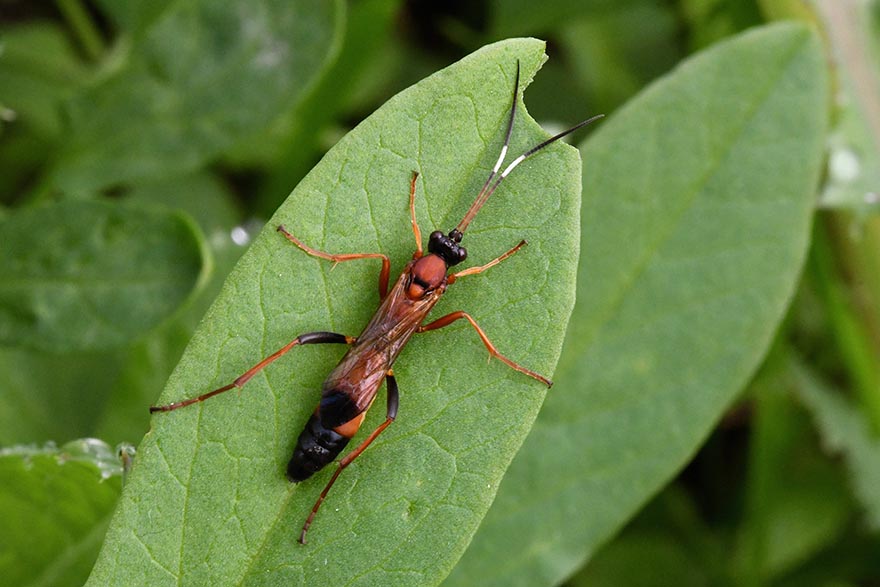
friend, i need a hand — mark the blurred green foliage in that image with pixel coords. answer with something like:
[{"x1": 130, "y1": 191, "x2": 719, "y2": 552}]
[{"x1": 0, "y1": 0, "x2": 878, "y2": 586}]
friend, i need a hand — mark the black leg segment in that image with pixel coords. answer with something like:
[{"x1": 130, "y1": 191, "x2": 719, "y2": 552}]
[
  {"x1": 385, "y1": 371, "x2": 399, "y2": 420},
  {"x1": 150, "y1": 330, "x2": 355, "y2": 413},
  {"x1": 297, "y1": 331, "x2": 352, "y2": 345}
]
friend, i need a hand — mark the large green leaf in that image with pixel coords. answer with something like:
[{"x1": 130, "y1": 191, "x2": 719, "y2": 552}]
[
  {"x1": 448, "y1": 22, "x2": 828, "y2": 586},
  {"x1": 0, "y1": 199, "x2": 207, "y2": 352},
  {"x1": 53, "y1": 0, "x2": 342, "y2": 193},
  {"x1": 0, "y1": 439, "x2": 125, "y2": 587},
  {"x1": 86, "y1": 39, "x2": 581, "y2": 586}
]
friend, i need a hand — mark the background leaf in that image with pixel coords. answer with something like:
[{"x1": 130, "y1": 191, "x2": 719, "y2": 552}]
[
  {"x1": 0, "y1": 21, "x2": 87, "y2": 200},
  {"x1": 0, "y1": 439, "x2": 125, "y2": 587},
  {"x1": 792, "y1": 356, "x2": 880, "y2": 530},
  {"x1": 0, "y1": 199, "x2": 207, "y2": 352},
  {"x1": 447, "y1": 22, "x2": 828, "y2": 587},
  {"x1": 0, "y1": 173, "x2": 240, "y2": 447},
  {"x1": 814, "y1": 1, "x2": 880, "y2": 212},
  {"x1": 52, "y1": 0, "x2": 343, "y2": 193},
  {"x1": 86, "y1": 38, "x2": 581, "y2": 587}
]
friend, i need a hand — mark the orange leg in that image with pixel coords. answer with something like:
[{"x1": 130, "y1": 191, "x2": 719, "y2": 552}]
[
  {"x1": 150, "y1": 332, "x2": 355, "y2": 413},
  {"x1": 409, "y1": 172, "x2": 423, "y2": 258},
  {"x1": 448, "y1": 240, "x2": 527, "y2": 283},
  {"x1": 276, "y1": 225, "x2": 392, "y2": 300},
  {"x1": 418, "y1": 311, "x2": 552, "y2": 387},
  {"x1": 299, "y1": 370, "x2": 400, "y2": 544}
]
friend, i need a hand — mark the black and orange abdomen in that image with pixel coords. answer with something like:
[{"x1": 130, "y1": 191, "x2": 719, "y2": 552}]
[{"x1": 287, "y1": 412, "x2": 351, "y2": 482}]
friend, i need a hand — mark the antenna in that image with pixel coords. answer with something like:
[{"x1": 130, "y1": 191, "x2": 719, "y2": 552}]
[{"x1": 454, "y1": 62, "x2": 603, "y2": 235}]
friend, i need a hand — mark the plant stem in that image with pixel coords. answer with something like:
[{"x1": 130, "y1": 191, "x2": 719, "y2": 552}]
[
  {"x1": 56, "y1": 0, "x2": 105, "y2": 62},
  {"x1": 810, "y1": 217, "x2": 880, "y2": 434}
]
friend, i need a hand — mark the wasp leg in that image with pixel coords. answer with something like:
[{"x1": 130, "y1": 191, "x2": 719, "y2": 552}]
[
  {"x1": 447, "y1": 240, "x2": 527, "y2": 283},
  {"x1": 149, "y1": 331, "x2": 355, "y2": 413},
  {"x1": 409, "y1": 171, "x2": 423, "y2": 258},
  {"x1": 298, "y1": 370, "x2": 399, "y2": 544},
  {"x1": 418, "y1": 312, "x2": 551, "y2": 387},
  {"x1": 277, "y1": 225, "x2": 392, "y2": 300}
]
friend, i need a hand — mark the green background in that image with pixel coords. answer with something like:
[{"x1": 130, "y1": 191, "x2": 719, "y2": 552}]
[{"x1": 1, "y1": 1, "x2": 878, "y2": 586}]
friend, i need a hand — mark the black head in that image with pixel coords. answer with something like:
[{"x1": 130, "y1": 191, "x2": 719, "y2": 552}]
[{"x1": 428, "y1": 230, "x2": 467, "y2": 266}]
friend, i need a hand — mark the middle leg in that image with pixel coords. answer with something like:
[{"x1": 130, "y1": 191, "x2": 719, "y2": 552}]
[{"x1": 418, "y1": 312, "x2": 551, "y2": 387}]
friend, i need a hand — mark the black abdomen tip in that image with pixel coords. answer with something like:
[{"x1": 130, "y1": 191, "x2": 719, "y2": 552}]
[
  {"x1": 287, "y1": 457, "x2": 315, "y2": 483},
  {"x1": 287, "y1": 412, "x2": 350, "y2": 483}
]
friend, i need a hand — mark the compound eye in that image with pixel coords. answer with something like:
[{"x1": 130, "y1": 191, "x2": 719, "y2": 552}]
[{"x1": 427, "y1": 231, "x2": 445, "y2": 254}]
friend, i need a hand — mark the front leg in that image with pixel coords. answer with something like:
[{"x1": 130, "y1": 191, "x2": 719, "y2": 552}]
[
  {"x1": 445, "y1": 240, "x2": 527, "y2": 286},
  {"x1": 277, "y1": 225, "x2": 392, "y2": 300}
]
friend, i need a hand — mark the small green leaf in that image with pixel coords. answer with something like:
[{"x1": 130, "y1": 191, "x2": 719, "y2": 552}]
[
  {"x1": 95, "y1": 173, "x2": 246, "y2": 445},
  {"x1": 0, "y1": 174, "x2": 237, "y2": 447},
  {"x1": 735, "y1": 360, "x2": 852, "y2": 582},
  {"x1": 53, "y1": 0, "x2": 343, "y2": 192},
  {"x1": 0, "y1": 199, "x2": 207, "y2": 351},
  {"x1": 449, "y1": 22, "x2": 828, "y2": 587},
  {"x1": 0, "y1": 439, "x2": 125, "y2": 587},
  {"x1": 791, "y1": 356, "x2": 880, "y2": 530},
  {"x1": 87, "y1": 39, "x2": 581, "y2": 586},
  {"x1": 0, "y1": 22, "x2": 86, "y2": 137}
]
